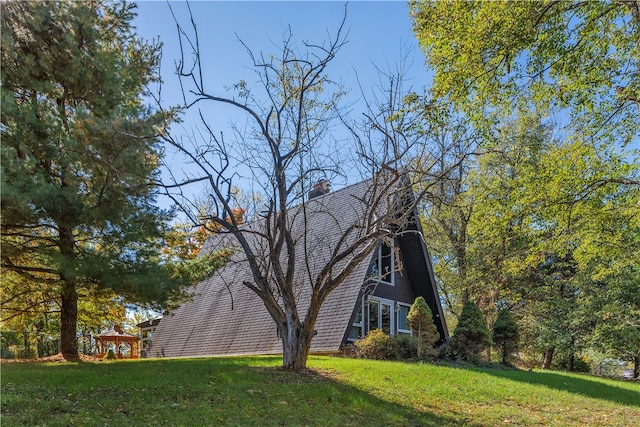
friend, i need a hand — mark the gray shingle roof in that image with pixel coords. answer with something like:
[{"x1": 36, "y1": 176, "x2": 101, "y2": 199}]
[{"x1": 149, "y1": 180, "x2": 382, "y2": 358}]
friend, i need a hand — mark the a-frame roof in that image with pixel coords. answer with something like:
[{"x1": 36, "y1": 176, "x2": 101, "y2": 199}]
[{"x1": 149, "y1": 179, "x2": 446, "y2": 358}]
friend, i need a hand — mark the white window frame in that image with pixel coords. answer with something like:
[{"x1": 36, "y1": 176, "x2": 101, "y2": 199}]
[
  {"x1": 396, "y1": 302, "x2": 412, "y2": 335},
  {"x1": 367, "y1": 297, "x2": 395, "y2": 336},
  {"x1": 370, "y1": 244, "x2": 395, "y2": 286},
  {"x1": 347, "y1": 298, "x2": 365, "y2": 342}
]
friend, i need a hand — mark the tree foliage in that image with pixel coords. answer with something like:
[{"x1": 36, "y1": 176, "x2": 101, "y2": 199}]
[
  {"x1": 420, "y1": 110, "x2": 639, "y2": 370},
  {"x1": 492, "y1": 308, "x2": 519, "y2": 364},
  {"x1": 407, "y1": 296, "x2": 440, "y2": 359},
  {"x1": 409, "y1": 0, "x2": 639, "y2": 373},
  {"x1": 449, "y1": 301, "x2": 490, "y2": 362},
  {"x1": 1, "y1": 1, "x2": 180, "y2": 360},
  {"x1": 410, "y1": 0, "x2": 640, "y2": 144}
]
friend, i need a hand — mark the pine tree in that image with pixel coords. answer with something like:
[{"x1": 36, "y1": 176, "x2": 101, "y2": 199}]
[
  {"x1": 492, "y1": 308, "x2": 520, "y2": 364},
  {"x1": 1, "y1": 1, "x2": 179, "y2": 360},
  {"x1": 449, "y1": 301, "x2": 491, "y2": 362},
  {"x1": 407, "y1": 297, "x2": 440, "y2": 359}
]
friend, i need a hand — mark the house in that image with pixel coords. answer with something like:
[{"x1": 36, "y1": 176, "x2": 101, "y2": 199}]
[
  {"x1": 136, "y1": 318, "x2": 161, "y2": 357},
  {"x1": 148, "y1": 178, "x2": 448, "y2": 358}
]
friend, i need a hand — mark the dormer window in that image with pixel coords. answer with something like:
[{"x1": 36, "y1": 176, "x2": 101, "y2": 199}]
[{"x1": 370, "y1": 243, "x2": 395, "y2": 286}]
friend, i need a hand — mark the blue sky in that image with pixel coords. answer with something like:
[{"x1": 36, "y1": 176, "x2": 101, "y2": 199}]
[
  {"x1": 132, "y1": 2, "x2": 639, "y2": 213},
  {"x1": 133, "y1": 1, "x2": 430, "y2": 207},
  {"x1": 133, "y1": 1, "x2": 429, "y2": 105}
]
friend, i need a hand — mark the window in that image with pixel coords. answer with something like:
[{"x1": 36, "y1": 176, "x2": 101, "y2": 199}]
[
  {"x1": 397, "y1": 303, "x2": 411, "y2": 335},
  {"x1": 368, "y1": 299, "x2": 379, "y2": 332},
  {"x1": 380, "y1": 302, "x2": 392, "y2": 335},
  {"x1": 350, "y1": 297, "x2": 412, "y2": 341},
  {"x1": 367, "y1": 297, "x2": 394, "y2": 335},
  {"x1": 348, "y1": 300, "x2": 364, "y2": 341},
  {"x1": 370, "y1": 243, "x2": 395, "y2": 285}
]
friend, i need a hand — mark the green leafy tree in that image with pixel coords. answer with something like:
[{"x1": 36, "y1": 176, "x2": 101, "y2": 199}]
[
  {"x1": 1, "y1": 1, "x2": 180, "y2": 361},
  {"x1": 573, "y1": 167, "x2": 640, "y2": 376},
  {"x1": 414, "y1": 105, "x2": 478, "y2": 311},
  {"x1": 410, "y1": 0, "x2": 640, "y2": 145},
  {"x1": 588, "y1": 266, "x2": 640, "y2": 378},
  {"x1": 449, "y1": 301, "x2": 490, "y2": 362},
  {"x1": 407, "y1": 296, "x2": 440, "y2": 359},
  {"x1": 492, "y1": 308, "x2": 519, "y2": 364},
  {"x1": 464, "y1": 111, "x2": 639, "y2": 370},
  {"x1": 410, "y1": 1, "x2": 639, "y2": 370}
]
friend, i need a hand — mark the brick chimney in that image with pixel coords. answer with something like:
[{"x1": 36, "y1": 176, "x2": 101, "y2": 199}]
[{"x1": 308, "y1": 179, "x2": 330, "y2": 199}]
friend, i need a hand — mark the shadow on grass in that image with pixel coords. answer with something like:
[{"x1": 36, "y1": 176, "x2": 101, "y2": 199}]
[
  {"x1": 1, "y1": 356, "x2": 470, "y2": 427},
  {"x1": 470, "y1": 366, "x2": 640, "y2": 408},
  {"x1": 245, "y1": 365, "x2": 470, "y2": 427}
]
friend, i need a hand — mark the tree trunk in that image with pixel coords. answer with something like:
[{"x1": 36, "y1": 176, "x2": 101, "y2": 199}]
[
  {"x1": 280, "y1": 321, "x2": 313, "y2": 371},
  {"x1": 567, "y1": 337, "x2": 576, "y2": 371},
  {"x1": 542, "y1": 347, "x2": 555, "y2": 369},
  {"x1": 568, "y1": 353, "x2": 575, "y2": 372},
  {"x1": 59, "y1": 225, "x2": 79, "y2": 361},
  {"x1": 60, "y1": 278, "x2": 79, "y2": 361},
  {"x1": 22, "y1": 330, "x2": 30, "y2": 359},
  {"x1": 634, "y1": 356, "x2": 639, "y2": 379}
]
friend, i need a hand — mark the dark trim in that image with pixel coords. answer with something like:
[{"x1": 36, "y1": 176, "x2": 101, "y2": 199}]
[
  {"x1": 396, "y1": 209, "x2": 449, "y2": 343},
  {"x1": 136, "y1": 318, "x2": 162, "y2": 329}
]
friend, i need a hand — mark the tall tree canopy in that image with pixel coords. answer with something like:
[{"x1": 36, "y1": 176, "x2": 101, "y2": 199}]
[
  {"x1": 417, "y1": 108, "x2": 639, "y2": 369},
  {"x1": 1, "y1": 1, "x2": 179, "y2": 360},
  {"x1": 410, "y1": 0, "x2": 640, "y2": 144},
  {"x1": 410, "y1": 0, "x2": 639, "y2": 372}
]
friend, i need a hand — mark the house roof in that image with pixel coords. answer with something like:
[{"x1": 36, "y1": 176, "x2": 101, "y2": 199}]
[
  {"x1": 149, "y1": 178, "x2": 446, "y2": 358},
  {"x1": 136, "y1": 318, "x2": 162, "y2": 329},
  {"x1": 98, "y1": 328, "x2": 137, "y2": 339}
]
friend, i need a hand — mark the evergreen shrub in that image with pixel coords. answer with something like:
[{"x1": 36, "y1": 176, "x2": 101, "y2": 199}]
[
  {"x1": 449, "y1": 301, "x2": 490, "y2": 362},
  {"x1": 492, "y1": 308, "x2": 520, "y2": 364}
]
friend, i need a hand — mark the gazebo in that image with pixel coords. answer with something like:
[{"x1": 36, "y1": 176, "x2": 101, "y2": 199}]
[{"x1": 95, "y1": 325, "x2": 140, "y2": 359}]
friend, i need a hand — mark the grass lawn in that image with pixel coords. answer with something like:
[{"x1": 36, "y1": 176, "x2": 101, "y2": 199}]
[{"x1": 1, "y1": 355, "x2": 638, "y2": 426}]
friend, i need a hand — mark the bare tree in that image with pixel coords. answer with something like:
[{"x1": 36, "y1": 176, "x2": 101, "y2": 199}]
[{"x1": 159, "y1": 5, "x2": 462, "y2": 370}]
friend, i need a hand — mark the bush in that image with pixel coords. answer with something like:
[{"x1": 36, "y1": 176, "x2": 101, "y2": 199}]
[
  {"x1": 407, "y1": 297, "x2": 440, "y2": 359},
  {"x1": 492, "y1": 308, "x2": 519, "y2": 364},
  {"x1": 355, "y1": 329, "x2": 397, "y2": 360},
  {"x1": 355, "y1": 330, "x2": 423, "y2": 361},
  {"x1": 449, "y1": 301, "x2": 490, "y2": 362},
  {"x1": 552, "y1": 354, "x2": 591, "y2": 373},
  {"x1": 572, "y1": 357, "x2": 591, "y2": 373},
  {"x1": 438, "y1": 339, "x2": 455, "y2": 360},
  {"x1": 104, "y1": 349, "x2": 117, "y2": 360},
  {"x1": 393, "y1": 334, "x2": 419, "y2": 360},
  {"x1": 1, "y1": 347, "x2": 15, "y2": 359}
]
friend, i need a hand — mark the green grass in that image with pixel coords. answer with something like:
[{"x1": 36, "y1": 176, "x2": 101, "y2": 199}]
[{"x1": 2, "y1": 356, "x2": 638, "y2": 426}]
